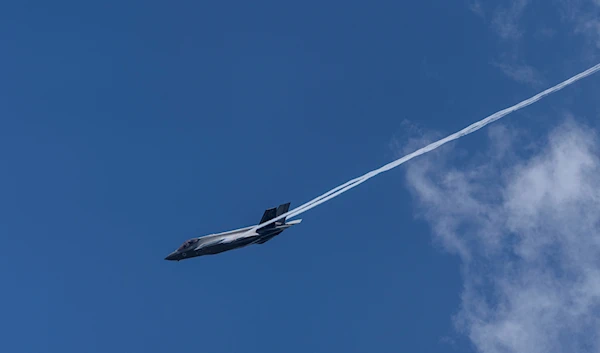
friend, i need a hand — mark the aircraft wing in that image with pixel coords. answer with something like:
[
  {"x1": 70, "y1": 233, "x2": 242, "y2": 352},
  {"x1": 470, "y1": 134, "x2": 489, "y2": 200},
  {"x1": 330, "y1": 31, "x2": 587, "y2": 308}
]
[
  {"x1": 193, "y1": 203, "x2": 292, "y2": 250},
  {"x1": 194, "y1": 229, "x2": 258, "y2": 250}
]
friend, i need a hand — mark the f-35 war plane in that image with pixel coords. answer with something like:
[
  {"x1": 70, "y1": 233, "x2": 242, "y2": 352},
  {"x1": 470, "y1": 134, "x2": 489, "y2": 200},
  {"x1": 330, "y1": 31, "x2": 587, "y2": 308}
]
[{"x1": 164, "y1": 203, "x2": 301, "y2": 261}]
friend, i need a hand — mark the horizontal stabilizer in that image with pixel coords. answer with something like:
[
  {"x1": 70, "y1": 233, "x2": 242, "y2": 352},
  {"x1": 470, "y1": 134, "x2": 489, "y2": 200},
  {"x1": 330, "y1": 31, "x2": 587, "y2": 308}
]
[
  {"x1": 255, "y1": 218, "x2": 301, "y2": 244},
  {"x1": 284, "y1": 219, "x2": 302, "y2": 225}
]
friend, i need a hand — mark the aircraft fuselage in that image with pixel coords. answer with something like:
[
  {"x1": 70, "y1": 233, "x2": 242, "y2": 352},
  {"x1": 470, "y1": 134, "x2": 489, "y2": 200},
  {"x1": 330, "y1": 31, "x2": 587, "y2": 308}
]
[{"x1": 164, "y1": 220, "x2": 300, "y2": 261}]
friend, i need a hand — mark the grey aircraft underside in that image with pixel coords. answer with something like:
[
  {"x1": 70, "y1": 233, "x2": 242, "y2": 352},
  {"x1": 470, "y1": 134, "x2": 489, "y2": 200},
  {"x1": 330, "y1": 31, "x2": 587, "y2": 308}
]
[{"x1": 164, "y1": 202, "x2": 301, "y2": 261}]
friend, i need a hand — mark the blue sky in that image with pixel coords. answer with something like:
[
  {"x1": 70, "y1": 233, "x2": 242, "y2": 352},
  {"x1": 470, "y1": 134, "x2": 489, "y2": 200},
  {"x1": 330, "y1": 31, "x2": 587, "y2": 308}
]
[{"x1": 1, "y1": 1, "x2": 599, "y2": 352}]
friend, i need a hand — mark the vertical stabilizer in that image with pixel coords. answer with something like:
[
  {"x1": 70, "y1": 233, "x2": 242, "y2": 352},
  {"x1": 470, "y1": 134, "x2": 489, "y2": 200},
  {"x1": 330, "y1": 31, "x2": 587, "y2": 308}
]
[
  {"x1": 259, "y1": 207, "x2": 277, "y2": 225},
  {"x1": 258, "y1": 203, "x2": 290, "y2": 229},
  {"x1": 275, "y1": 202, "x2": 290, "y2": 224}
]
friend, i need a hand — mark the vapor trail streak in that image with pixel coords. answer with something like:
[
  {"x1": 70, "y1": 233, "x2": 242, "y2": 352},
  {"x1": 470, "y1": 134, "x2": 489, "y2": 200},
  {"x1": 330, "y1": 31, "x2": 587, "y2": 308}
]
[{"x1": 249, "y1": 62, "x2": 600, "y2": 233}]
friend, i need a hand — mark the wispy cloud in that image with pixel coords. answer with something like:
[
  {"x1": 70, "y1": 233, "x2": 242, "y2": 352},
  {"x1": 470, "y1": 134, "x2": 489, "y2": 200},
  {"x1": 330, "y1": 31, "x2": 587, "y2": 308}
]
[
  {"x1": 552, "y1": 0, "x2": 600, "y2": 60},
  {"x1": 491, "y1": 0, "x2": 530, "y2": 40},
  {"x1": 559, "y1": 0, "x2": 600, "y2": 49},
  {"x1": 469, "y1": 1, "x2": 485, "y2": 18},
  {"x1": 468, "y1": 0, "x2": 544, "y2": 86},
  {"x1": 492, "y1": 62, "x2": 545, "y2": 87},
  {"x1": 400, "y1": 119, "x2": 600, "y2": 353},
  {"x1": 469, "y1": 0, "x2": 600, "y2": 85},
  {"x1": 534, "y1": 27, "x2": 557, "y2": 40},
  {"x1": 576, "y1": 18, "x2": 600, "y2": 49}
]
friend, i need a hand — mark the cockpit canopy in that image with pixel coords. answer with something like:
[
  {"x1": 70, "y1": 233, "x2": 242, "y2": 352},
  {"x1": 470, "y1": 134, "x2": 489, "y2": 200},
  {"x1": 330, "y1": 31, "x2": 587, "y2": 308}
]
[{"x1": 177, "y1": 238, "x2": 199, "y2": 251}]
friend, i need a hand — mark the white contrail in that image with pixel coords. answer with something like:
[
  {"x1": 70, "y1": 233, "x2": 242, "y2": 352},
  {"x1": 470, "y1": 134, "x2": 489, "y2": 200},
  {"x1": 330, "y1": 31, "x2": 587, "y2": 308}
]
[{"x1": 244, "y1": 62, "x2": 600, "y2": 235}]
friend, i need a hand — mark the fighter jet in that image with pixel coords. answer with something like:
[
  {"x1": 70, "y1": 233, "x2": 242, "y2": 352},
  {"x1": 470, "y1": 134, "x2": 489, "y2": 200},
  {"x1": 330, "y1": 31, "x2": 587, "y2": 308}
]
[{"x1": 164, "y1": 202, "x2": 301, "y2": 261}]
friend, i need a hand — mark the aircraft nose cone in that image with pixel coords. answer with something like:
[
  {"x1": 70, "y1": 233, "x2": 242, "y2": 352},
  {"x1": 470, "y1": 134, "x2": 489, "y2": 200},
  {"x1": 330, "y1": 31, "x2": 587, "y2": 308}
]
[{"x1": 164, "y1": 252, "x2": 179, "y2": 261}]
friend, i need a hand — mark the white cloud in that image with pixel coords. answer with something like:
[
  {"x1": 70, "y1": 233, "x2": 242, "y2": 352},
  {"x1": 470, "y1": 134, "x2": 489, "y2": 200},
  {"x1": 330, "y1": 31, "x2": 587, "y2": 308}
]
[
  {"x1": 534, "y1": 27, "x2": 557, "y2": 40},
  {"x1": 401, "y1": 119, "x2": 600, "y2": 353},
  {"x1": 469, "y1": 1, "x2": 485, "y2": 18},
  {"x1": 491, "y1": 0, "x2": 530, "y2": 40},
  {"x1": 469, "y1": 0, "x2": 600, "y2": 84},
  {"x1": 492, "y1": 62, "x2": 545, "y2": 87},
  {"x1": 558, "y1": 0, "x2": 600, "y2": 55},
  {"x1": 468, "y1": 1, "x2": 544, "y2": 86},
  {"x1": 577, "y1": 18, "x2": 600, "y2": 49}
]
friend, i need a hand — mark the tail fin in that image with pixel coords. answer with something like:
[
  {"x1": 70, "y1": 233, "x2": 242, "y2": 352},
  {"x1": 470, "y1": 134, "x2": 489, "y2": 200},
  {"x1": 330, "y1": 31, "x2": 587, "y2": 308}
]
[
  {"x1": 275, "y1": 202, "x2": 290, "y2": 224},
  {"x1": 259, "y1": 207, "x2": 277, "y2": 225},
  {"x1": 258, "y1": 202, "x2": 290, "y2": 229}
]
